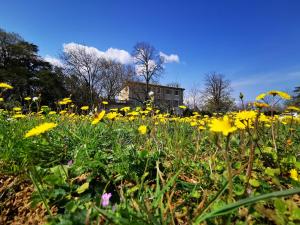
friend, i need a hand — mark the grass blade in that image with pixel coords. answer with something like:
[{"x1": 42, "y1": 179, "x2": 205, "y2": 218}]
[{"x1": 193, "y1": 187, "x2": 300, "y2": 224}]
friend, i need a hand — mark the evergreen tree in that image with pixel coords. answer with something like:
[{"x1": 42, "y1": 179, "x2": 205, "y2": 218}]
[{"x1": 0, "y1": 28, "x2": 67, "y2": 107}]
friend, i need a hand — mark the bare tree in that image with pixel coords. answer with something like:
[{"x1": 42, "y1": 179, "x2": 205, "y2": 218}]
[
  {"x1": 62, "y1": 44, "x2": 103, "y2": 105},
  {"x1": 100, "y1": 59, "x2": 135, "y2": 102},
  {"x1": 132, "y1": 42, "x2": 164, "y2": 101},
  {"x1": 202, "y1": 72, "x2": 234, "y2": 113},
  {"x1": 185, "y1": 84, "x2": 202, "y2": 109}
]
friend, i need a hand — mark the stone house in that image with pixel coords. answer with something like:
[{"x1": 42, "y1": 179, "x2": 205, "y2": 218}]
[{"x1": 117, "y1": 81, "x2": 184, "y2": 109}]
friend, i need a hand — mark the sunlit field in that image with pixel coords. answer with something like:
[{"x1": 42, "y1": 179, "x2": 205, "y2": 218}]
[{"x1": 1, "y1": 83, "x2": 300, "y2": 224}]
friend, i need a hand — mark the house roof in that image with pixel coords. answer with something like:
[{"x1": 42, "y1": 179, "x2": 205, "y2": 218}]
[{"x1": 127, "y1": 81, "x2": 185, "y2": 90}]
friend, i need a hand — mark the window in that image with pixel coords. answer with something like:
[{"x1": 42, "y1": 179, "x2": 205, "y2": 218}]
[
  {"x1": 157, "y1": 88, "x2": 160, "y2": 93},
  {"x1": 175, "y1": 90, "x2": 179, "y2": 95},
  {"x1": 173, "y1": 100, "x2": 179, "y2": 107},
  {"x1": 166, "y1": 89, "x2": 172, "y2": 94}
]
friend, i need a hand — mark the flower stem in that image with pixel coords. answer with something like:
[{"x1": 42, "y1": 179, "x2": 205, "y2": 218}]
[
  {"x1": 29, "y1": 168, "x2": 52, "y2": 216},
  {"x1": 224, "y1": 135, "x2": 233, "y2": 202}
]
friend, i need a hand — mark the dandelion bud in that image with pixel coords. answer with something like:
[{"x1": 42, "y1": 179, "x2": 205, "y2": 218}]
[{"x1": 239, "y1": 92, "x2": 244, "y2": 100}]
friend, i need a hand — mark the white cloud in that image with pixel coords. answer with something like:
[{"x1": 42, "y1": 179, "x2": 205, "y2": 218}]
[
  {"x1": 44, "y1": 55, "x2": 64, "y2": 67},
  {"x1": 63, "y1": 42, "x2": 132, "y2": 64},
  {"x1": 159, "y1": 52, "x2": 180, "y2": 63},
  {"x1": 45, "y1": 43, "x2": 180, "y2": 72},
  {"x1": 105, "y1": 48, "x2": 133, "y2": 64}
]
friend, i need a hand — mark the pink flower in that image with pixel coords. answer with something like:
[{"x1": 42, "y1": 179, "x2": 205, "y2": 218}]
[
  {"x1": 101, "y1": 193, "x2": 112, "y2": 207},
  {"x1": 67, "y1": 160, "x2": 73, "y2": 166}
]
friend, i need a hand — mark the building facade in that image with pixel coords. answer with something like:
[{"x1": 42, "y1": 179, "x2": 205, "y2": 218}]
[{"x1": 117, "y1": 81, "x2": 185, "y2": 108}]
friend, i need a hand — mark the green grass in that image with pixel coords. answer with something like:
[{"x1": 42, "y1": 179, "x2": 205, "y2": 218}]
[{"x1": 1, "y1": 112, "x2": 300, "y2": 224}]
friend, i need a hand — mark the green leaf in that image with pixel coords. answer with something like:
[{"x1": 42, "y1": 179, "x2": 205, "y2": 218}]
[
  {"x1": 211, "y1": 200, "x2": 226, "y2": 211},
  {"x1": 294, "y1": 161, "x2": 300, "y2": 170},
  {"x1": 290, "y1": 208, "x2": 300, "y2": 220},
  {"x1": 272, "y1": 177, "x2": 281, "y2": 186},
  {"x1": 234, "y1": 184, "x2": 245, "y2": 196},
  {"x1": 233, "y1": 162, "x2": 242, "y2": 169},
  {"x1": 191, "y1": 191, "x2": 201, "y2": 198},
  {"x1": 127, "y1": 185, "x2": 139, "y2": 195},
  {"x1": 45, "y1": 165, "x2": 68, "y2": 185},
  {"x1": 274, "y1": 198, "x2": 286, "y2": 215},
  {"x1": 263, "y1": 147, "x2": 273, "y2": 153},
  {"x1": 249, "y1": 178, "x2": 260, "y2": 187},
  {"x1": 265, "y1": 167, "x2": 280, "y2": 177},
  {"x1": 65, "y1": 201, "x2": 78, "y2": 213},
  {"x1": 76, "y1": 182, "x2": 89, "y2": 194},
  {"x1": 216, "y1": 164, "x2": 224, "y2": 172},
  {"x1": 49, "y1": 188, "x2": 66, "y2": 199}
]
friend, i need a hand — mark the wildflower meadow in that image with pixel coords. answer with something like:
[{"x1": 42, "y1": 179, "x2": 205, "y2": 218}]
[{"x1": 1, "y1": 83, "x2": 300, "y2": 224}]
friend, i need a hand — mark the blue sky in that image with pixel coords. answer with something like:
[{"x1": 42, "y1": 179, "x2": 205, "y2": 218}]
[{"x1": 1, "y1": 0, "x2": 300, "y2": 101}]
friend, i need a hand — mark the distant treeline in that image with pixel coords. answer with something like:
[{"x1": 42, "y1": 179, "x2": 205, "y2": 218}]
[{"x1": 0, "y1": 28, "x2": 136, "y2": 108}]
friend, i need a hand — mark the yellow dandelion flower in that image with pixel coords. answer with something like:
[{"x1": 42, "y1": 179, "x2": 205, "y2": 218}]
[
  {"x1": 256, "y1": 93, "x2": 266, "y2": 101},
  {"x1": 235, "y1": 111, "x2": 256, "y2": 129},
  {"x1": 209, "y1": 116, "x2": 237, "y2": 136},
  {"x1": 259, "y1": 114, "x2": 270, "y2": 123},
  {"x1": 12, "y1": 114, "x2": 26, "y2": 119},
  {"x1": 63, "y1": 98, "x2": 72, "y2": 103},
  {"x1": 49, "y1": 111, "x2": 56, "y2": 115},
  {"x1": 81, "y1": 106, "x2": 89, "y2": 110},
  {"x1": 277, "y1": 91, "x2": 291, "y2": 100},
  {"x1": 290, "y1": 169, "x2": 298, "y2": 181},
  {"x1": 13, "y1": 107, "x2": 22, "y2": 111},
  {"x1": 0, "y1": 82, "x2": 13, "y2": 89},
  {"x1": 234, "y1": 119, "x2": 247, "y2": 129},
  {"x1": 160, "y1": 118, "x2": 166, "y2": 123},
  {"x1": 190, "y1": 121, "x2": 197, "y2": 126},
  {"x1": 92, "y1": 110, "x2": 105, "y2": 125},
  {"x1": 68, "y1": 113, "x2": 75, "y2": 117},
  {"x1": 58, "y1": 100, "x2": 67, "y2": 105},
  {"x1": 198, "y1": 125, "x2": 205, "y2": 130},
  {"x1": 267, "y1": 90, "x2": 291, "y2": 100},
  {"x1": 254, "y1": 102, "x2": 269, "y2": 108},
  {"x1": 120, "y1": 106, "x2": 130, "y2": 112},
  {"x1": 106, "y1": 112, "x2": 118, "y2": 120},
  {"x1": 24, "y1": 97, "x2": 31, "y2": 101},
  {"x1": 24, "y1": 122, "x2": 57, "y2": 138},
  {"x1": 102, "y1": 101, "x2": 108, "y2": 105},
  {"x1": 138, "y1": 125, "x2": 147, "y2": 135},
  {"x1": 287, "y1": 106, "x2": 300, "y2": 112},
  {"x1": 0, "y1": 98, "x2": 3, "y2": 102},
  {"x1": 179, "y1": 105, "x2": 187, "y2": 109}
]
